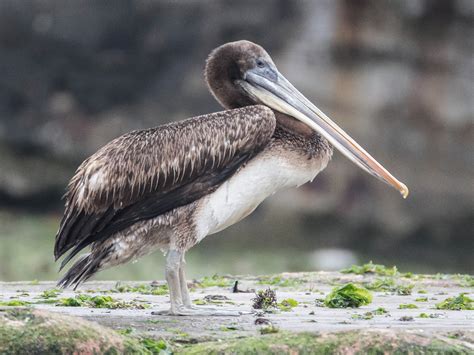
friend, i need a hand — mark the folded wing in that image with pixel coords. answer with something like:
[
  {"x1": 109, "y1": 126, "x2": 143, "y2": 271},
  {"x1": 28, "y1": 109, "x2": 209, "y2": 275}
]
[{"x1": 54, "y1": 105, "x2": 276, "y2": 267}]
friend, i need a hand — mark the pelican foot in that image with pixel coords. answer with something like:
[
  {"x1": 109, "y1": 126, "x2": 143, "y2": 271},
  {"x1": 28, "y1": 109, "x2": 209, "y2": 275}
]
[{"x1": 152, "y1": 305, "x2": 248, "y2": 316}]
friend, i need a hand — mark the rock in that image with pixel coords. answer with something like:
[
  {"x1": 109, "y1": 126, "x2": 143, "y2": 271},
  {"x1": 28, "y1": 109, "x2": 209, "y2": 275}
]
[
  {"x1": 179, "y1": 330, "x2": 473, "y2": 354},
  {"x1": 0, "y1": 308, "x2": 148, "y2": 354}
]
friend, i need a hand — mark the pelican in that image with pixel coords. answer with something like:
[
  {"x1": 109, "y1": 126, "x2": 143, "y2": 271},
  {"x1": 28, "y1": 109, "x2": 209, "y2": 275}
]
[{"x1": 55, "y1": 40, "x2": 408, "y2": 315}]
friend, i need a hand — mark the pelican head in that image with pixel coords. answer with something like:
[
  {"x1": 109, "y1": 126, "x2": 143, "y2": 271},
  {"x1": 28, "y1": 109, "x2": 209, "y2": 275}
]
[{"x1": 205, "y1": 40, "x2": 408, "y2": 198}]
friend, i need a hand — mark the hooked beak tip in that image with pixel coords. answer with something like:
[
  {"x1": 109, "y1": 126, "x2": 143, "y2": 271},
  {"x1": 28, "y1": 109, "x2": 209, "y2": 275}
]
[{"x1": 399, "y1": 182, "x2": 409, "y2": 199}]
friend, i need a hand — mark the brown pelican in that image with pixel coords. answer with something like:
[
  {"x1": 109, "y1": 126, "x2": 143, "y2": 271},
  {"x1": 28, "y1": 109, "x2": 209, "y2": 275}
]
[{"x1": 55, "y1": 40, "x2": 408, "y2": 315}]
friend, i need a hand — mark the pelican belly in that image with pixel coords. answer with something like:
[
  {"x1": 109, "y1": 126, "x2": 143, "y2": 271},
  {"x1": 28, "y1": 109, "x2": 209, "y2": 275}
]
[{"x1": 194, "y1": 147, "x2": 330, "y2": 241}]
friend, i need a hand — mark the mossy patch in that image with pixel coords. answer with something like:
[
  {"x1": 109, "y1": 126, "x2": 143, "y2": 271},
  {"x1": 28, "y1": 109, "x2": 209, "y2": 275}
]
[
  {"x1": 179, "y1": 330, "x2": 473, "y2": 354},
  {"x1": 57, "y1": 294, "x2": 149, "y2": 309},
  {"x1": 324, "y1": 283, "x2": 372, "y2": 308},
  {"x1": 0, "y1": 308, "x2": 149, "y2": 354},
  {"x1": 435, "y1": 293, "x2": 473, "y2": 310}
]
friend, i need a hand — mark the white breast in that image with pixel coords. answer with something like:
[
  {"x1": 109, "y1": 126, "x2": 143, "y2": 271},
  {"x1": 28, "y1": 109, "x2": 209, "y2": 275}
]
[{"x1": 194, "y1": 149, "x2": 329, "y2": 241}]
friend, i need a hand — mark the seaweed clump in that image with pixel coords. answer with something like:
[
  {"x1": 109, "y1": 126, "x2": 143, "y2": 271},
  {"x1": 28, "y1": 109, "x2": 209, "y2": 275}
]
[
  {"x1": 435, "y1": 293, "x2": 473, "y2": 310},
  {"x1": 252, "y1": 289, "x2": 277, "y2": 311},
  {"x1": 278, "y1": 298, "x2": 298, "y2": 312},
  {"x1": 324, "y1": 283, "x2": 372, "y2": 308},
  {"x1": 140, "y1": 338, "x2": 170, "y2": 353}
]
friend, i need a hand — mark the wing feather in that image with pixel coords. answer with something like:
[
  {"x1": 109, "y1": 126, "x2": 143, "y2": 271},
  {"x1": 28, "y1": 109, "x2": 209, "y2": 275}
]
[{"x1": 54, "y1": 105, "x2": 276, "y2": 263}]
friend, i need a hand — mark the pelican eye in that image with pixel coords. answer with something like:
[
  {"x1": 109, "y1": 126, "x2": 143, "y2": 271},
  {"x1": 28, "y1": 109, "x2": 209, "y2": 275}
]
[{"x1": 256, "y1": 59, "x2": 265, "y2": 68}]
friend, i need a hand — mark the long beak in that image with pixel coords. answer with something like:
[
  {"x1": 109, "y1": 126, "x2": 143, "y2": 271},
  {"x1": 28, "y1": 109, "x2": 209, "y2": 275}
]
[{"x1": 240, "y1": 70, "x2": 409, "y2": 198}]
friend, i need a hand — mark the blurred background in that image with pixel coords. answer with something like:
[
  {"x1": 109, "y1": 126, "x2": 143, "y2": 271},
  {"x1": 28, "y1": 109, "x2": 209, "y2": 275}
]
[{"x1": 0, "y1": 0, "x2": 472, "y2": 281}]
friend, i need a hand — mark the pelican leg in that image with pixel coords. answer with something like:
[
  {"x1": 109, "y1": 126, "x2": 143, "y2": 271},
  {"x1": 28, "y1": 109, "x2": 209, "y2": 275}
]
[
  {"x1": 178, "y1": 257, "x2": 216, "y2": 311},
  {"x1": 165, "y1": 249, "x2": 183, "y2": 314},
  {"x1": 179, "y1": 257, "x2": 192, "y2": 308},
  {"x1": 154, "y1": 250, "x2": 245, "y2": 316}
]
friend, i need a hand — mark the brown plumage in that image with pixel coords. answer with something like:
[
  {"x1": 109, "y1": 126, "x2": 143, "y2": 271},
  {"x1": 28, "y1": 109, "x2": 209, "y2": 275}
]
[{"x1": 55, "y1": 106, "x2": 276, "y2": 273}]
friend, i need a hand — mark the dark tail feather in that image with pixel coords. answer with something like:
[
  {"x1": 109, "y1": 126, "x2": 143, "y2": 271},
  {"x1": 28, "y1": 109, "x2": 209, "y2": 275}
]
[{"x1": 57, "y1": 252, "x2": 101, "y2": 290}]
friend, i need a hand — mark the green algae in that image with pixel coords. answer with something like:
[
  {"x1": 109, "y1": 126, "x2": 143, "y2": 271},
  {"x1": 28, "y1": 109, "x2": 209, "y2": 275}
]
[
  {"x1": 324, "y1": 283, "x2": 372, "y2": 308},
  {"x1": 418, "y1": 312, "x2": 442, "y2": 319},
  {"x1": 278, "y1": 298, "x2": 298, "y2": 312},
  {"x1": 112, "y1": 283, "x2": 169, "y2": 296},
  {"x1": 373, "y1": 307, "x2": 388, "y2": 315},
  {"x1": 364, "y1": 277, "x2": 413, "y2": 295},
  {"x1": 352, "y1": 307, "x2": 388, "y2": 320},
  {"x1": 39, "y1": 288, "x2": 62, "y2": 299},
  {"x1": 192, "y1": 299, "x2": 206, "y2": 306},
  {"x1": 415, "y1": 297, "x2": 428, "y2": 302},
  {"x1": 139, "y1": 337, "x2": 171, "y2": 354},
  {"x1": 220, "y1": 326, "x2": 239, "y2": 332},
  {"x1": 395, "y1": 284, "x2": 414, "y2": 295},
  {"x1": 341, "y1": 261, "x2": 398, "y2": 276},
  {"x1": 194, "y1": 274, "x2": 233, "y2": 288},
  {"x1": 165, "y1": 327, "x2": 189, "y2": 338},
  {"x1": 398, "y1": 303, "x2": 418, "y2": 309},
  {"x1": 435, "y1": 293, "x2": 473, "y2": 310},
  {"x1": 351, "y1": 311, "x2": 374, "y2": 320},
  {"x1": 0, "y1": 300, "x2": 30, "y2": 307},
  {"x1": 260, "y1": 325, "x2": 279, "y2": 334},
  {"x1": 456, "y1": 274, "x2": 474, "y2": 288},
  {"x1": 57, "y1": 294, "x2": 149, "y2": 309}
]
